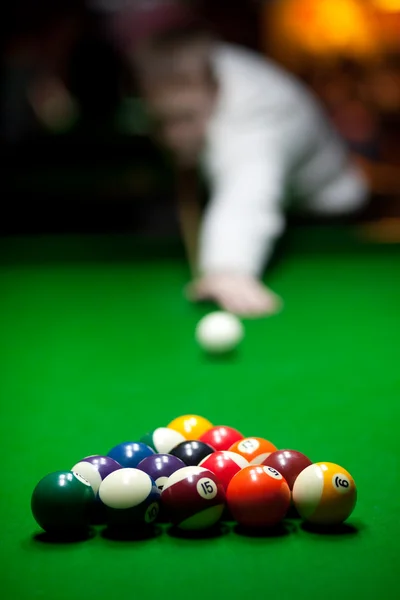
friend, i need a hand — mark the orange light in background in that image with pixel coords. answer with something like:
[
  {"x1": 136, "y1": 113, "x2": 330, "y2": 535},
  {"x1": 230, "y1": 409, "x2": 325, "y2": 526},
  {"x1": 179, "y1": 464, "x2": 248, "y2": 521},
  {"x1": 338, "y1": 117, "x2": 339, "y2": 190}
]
[
  {"x1": 261, "y1": 0, "x2": 400, "y2": 68},
  {"x1": 273, "y1": 0, "x2": 379, "y2": 59},
  {"x1": 372, "y1": 0, "x2": 400, "y2": 12}
]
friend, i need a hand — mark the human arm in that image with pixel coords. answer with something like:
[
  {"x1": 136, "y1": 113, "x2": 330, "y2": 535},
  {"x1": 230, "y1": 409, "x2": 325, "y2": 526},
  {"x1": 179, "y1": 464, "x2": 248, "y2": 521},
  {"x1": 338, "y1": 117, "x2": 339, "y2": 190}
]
[{"x1": 188, "y1": 127, "x2": 287, "y2": 316}]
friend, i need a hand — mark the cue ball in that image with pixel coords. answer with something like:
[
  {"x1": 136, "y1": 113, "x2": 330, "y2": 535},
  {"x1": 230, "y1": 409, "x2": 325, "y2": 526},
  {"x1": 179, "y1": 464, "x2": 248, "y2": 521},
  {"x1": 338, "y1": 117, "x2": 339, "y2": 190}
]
[
  {"x1": 195, "y1": 312, "x2": 244, "y2": 354},
  {"x1": 292, "y1": 462, "x2": 357, "y2": 526},
  {"x1": 161, "y1": 466, "x2": 225, "y2": 530}
]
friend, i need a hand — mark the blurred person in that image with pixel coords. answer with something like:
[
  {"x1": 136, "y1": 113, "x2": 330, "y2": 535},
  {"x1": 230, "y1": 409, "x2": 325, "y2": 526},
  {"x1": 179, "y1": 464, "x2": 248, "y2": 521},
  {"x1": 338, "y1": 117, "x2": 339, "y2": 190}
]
[
  {"x1": 107, "y1": 0, "x2": 370, "y2": 317},
  {"x1": 117, "y1": 4, "x2": 371, "y2": 316}
]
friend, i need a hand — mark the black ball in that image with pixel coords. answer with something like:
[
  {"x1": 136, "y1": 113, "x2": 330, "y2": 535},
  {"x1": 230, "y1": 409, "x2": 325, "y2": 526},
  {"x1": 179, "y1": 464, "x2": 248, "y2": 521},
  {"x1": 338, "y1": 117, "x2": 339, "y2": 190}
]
[{"x1": 169, "y1": 440, "x2": 216, "y2": 466}]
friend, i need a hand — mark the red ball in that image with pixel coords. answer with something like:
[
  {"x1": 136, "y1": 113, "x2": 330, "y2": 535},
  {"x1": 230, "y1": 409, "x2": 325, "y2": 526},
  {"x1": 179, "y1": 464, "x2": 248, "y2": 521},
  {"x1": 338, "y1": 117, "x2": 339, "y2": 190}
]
[
  {"x1": 161, "y1": 466, "x2": 225, "y2": 530},
  {"x1": 226, "y1": 465, "x2": 291, "y2": 528},
  {"x1": 262, "y1": 450, "x2": 313, "y2": 490},
  {"x1": 199, "y1": 426, "x2": 244, "y2": 452},
  {"x1": 198, "y1": 451, "x2": 249, "y2": 491}
]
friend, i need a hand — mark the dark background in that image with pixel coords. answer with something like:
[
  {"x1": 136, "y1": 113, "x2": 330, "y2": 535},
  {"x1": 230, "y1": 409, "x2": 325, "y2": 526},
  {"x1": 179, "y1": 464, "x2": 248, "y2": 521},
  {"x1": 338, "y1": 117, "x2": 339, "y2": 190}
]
[{"x1": 1, "y1": 0, "x2": 399, "y2": 236}]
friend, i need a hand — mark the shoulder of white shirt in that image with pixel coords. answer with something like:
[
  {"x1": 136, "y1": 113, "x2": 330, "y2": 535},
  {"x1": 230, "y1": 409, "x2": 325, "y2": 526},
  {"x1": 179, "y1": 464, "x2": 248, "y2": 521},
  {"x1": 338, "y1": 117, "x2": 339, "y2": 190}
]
[{"x1": 214, "y1": 44, "x2": 309, "y2": 94}]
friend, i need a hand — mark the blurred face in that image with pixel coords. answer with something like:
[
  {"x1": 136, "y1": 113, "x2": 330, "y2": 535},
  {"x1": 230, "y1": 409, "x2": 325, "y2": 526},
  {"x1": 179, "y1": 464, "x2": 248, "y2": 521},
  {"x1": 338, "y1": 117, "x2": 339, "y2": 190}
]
[{"x1": 144, "y1": 79, "x2": 217, "y2": 166}]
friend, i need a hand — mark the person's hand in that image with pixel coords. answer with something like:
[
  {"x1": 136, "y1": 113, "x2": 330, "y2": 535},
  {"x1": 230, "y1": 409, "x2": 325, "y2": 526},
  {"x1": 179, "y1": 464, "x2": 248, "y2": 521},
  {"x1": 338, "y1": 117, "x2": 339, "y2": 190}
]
[{"x1": 186, "y1": 273, "x2": 282, "y2": 318}]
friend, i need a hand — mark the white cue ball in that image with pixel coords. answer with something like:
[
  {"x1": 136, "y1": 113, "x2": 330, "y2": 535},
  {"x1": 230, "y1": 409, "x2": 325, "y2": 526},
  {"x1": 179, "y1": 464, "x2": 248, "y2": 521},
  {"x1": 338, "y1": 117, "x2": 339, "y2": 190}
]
[{"x1": 195, "y1": 311, "x2": 244, "y2": 354}]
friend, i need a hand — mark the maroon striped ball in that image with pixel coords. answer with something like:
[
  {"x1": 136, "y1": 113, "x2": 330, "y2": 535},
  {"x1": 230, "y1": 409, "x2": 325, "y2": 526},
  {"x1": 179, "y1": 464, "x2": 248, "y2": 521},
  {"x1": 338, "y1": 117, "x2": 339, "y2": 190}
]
[{"x1": 161, "y1": 466, "x2": 225, "y2": 530}]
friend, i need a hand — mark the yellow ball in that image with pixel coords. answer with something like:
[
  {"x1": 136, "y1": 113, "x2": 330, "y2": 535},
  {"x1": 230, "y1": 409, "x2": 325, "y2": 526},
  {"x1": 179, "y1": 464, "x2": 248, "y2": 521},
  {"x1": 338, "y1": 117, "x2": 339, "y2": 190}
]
[
  {"x1": 167, "y1": 415, "x2": 214, "y2": 440},
  {"x1": 292, "y1": 462, "x2": 357, "y2": 526}
]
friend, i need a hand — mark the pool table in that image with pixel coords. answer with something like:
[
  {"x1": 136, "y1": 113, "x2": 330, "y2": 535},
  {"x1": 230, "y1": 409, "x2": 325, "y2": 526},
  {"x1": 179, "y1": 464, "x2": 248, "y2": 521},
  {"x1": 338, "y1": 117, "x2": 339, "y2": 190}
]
[{"x1": 1, "y1": 224, "x2": 399, "y2": 600}]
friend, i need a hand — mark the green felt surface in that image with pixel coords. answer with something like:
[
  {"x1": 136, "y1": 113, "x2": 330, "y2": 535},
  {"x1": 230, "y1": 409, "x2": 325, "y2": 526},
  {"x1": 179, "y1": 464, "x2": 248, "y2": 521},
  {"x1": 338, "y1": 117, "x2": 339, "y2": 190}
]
[{"x1": 0, "y1": 226, "x2": 399, "y2": 600}]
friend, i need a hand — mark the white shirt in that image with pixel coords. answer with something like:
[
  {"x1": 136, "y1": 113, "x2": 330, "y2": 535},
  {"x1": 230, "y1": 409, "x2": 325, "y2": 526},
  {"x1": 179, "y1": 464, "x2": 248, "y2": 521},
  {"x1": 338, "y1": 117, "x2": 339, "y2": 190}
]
[{"x1": 199, "y1": 44, "x2": 368, "y2": 277}]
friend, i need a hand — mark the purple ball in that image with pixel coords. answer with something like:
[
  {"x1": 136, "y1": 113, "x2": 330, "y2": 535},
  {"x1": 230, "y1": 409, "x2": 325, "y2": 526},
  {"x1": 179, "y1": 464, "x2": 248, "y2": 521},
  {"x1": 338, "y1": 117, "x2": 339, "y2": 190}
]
[
  {"x1": 137, "y1": 454, "x2": 186, "y2": 491},
  {"x1": 82, "y1": 455, "x2": 122, "y2": 480}
]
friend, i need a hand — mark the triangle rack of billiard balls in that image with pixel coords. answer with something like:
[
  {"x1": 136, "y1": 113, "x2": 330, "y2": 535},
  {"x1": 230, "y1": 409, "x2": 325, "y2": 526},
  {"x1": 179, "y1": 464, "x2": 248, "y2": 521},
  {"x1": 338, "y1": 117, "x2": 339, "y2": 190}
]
[{"x1": 31, "y1": 416, "x2": 357, "y2": 540}]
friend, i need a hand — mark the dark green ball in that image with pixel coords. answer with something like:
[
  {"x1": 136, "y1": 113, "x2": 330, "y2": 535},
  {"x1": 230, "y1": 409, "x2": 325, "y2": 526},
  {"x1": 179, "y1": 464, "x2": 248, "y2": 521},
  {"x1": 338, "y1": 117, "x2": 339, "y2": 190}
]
[{"x1": 31, "y1": 471, "x2": 95, "y2": 534}]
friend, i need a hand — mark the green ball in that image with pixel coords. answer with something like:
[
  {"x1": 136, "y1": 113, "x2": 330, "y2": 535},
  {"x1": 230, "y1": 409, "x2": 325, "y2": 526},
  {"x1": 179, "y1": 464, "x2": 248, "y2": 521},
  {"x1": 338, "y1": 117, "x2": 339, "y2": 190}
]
[
  {"x1": 31, "y1": 471, "x2": 95, "y2": 534},
  {"x1": 140, "y1": 427, "x2": 186, "y2": 454}
]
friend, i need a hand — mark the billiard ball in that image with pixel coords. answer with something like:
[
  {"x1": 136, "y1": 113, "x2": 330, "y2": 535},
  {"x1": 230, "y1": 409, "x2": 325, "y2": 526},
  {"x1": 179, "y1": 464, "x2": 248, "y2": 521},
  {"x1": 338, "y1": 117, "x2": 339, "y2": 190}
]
[
  {"x1": 229, "y1": 437, "x2": 277, "y2": 464},
  {"x1": 140, "y1": 427, "x2": 186, "y2": 454},
  {"x1": 226, "y1": 465, "x2": 291, "y2": 528},
  {"x1": 292, "y1": 462, "x2": 357, "y2": 526},
  {"x1": 71, "y1": 455, "x2": 122, "y2": 494},
  {"x1": 199, "y1": 426, "x2": 244, "y2": 451},
  {"x1": 107, "y1": 441, "x2": 155, "y2": 468},
  {"x1": 161, "y1": 466, "x2": 225, "y2": 530},
  {"x1": 262, "y1": 450, "x2": 312, "y2": 490},
  {"x1": 98, "y1": 468, "x2": 161, "y2": 528},
  {"x1": 137, "y1": 454, "x2": 186, "y2": 492},
  {"x1": 167, "y1": 415, "x2": 213, "y2": 440},
  {"x1": 31, "y1": 471, "x2": 95, "y2": 534},
  {"x1": 195, "y1": 311, "x2": 244, "y2": 354},
  {"x1": 198, "y1": 451, "x2": 249, "y2": 491},
  {"x1": 169, "y1": 440, "x2": 215, "y2": 466}
]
